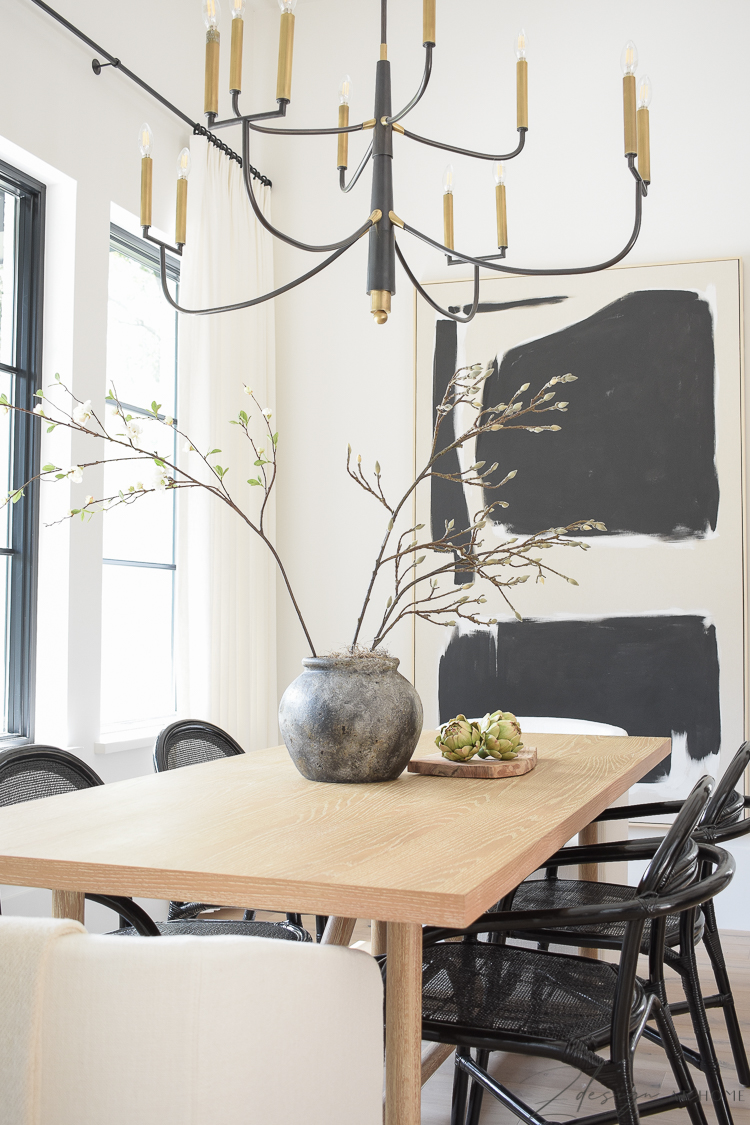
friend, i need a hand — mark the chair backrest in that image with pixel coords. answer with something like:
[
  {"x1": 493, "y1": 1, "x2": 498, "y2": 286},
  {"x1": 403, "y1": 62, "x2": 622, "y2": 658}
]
[
  {"x1": 0, "y1": 918, "x2": 383, "y2": 1125},
  {"x1": 153, "y1": 720, "x2": 244, "y2": 772},
  {"x1": 638, "y1": 774, "x2": 713, "y2": 896},
  {"x1": 0, "y1": 745, "x2": 103, "y2": 808},
  {"x1": 701, "y1": 741, "x2": 750, "y2": 830}
]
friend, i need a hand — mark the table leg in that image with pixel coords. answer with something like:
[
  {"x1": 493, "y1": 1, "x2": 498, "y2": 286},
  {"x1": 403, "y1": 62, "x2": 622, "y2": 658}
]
[
  {"x1": 51, "y1": 890, "x2": 85, "y2": 924},
  {"x1": 320, "y1": 915, "x2": 356, "y2": 946},
  {"x1": 371, "y1": 919, "x2": 388, "y2": 956},
  {"x1": 385, "y1": 921, "x2": 422, "y2": 1125},
  {"x1": 578, "y1": 821, "x2": 599, "y2": 959}
]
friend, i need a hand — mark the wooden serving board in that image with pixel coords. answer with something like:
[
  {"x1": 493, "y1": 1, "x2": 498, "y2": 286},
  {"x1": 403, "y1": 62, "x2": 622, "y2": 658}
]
[{"x1": 408, "y1": 747, "x2": 537, "y2": 778}]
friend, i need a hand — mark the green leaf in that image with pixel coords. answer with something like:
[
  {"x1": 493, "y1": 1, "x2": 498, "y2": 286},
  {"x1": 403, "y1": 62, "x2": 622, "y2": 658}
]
[
  {"x1": 42, "y1": 464, "x2": 56, "y2": 473},
  {"x1": 10, "y1": 490, "x2": 23, "y2": 504},
  {"x1": 239, "y1": 410, "x2": 248, "y2": 424},
  {"x1": 46, "y1": 424, "x2": 56, "y2": 433},
  {"x1": 153, "y1": 459, "x2": 165, "y2": 468},
  {"x1": 151, "y1": 401, "x2": 161, "y2": 415},
  {"x1": 54, "y1": 473, "x2": 65, "y2": 480},
  {"x1": 34, "y1": 390, "x2": 44, "y2": 398},
  {"x1": 229, "y1": 420, "x2": 238, "y2": 425},
  {"x1": 247, "y1": 478, "x2": 261, "y2": 486},
  {"x1": 208, "y1": 448, "x2": 222, "y2": 456},
  {"x1": 54, "y1": 372, "x2": 61, "y2": 381},
  {"x1": 69, "y1": 508, "x2": 80, "y2": 516},
  {"x1": 0, "y1": 394, "x2": 8, "y2": 405},
  {"x1": 272, "y1": 432, "x2": 279, "y2": 446}
]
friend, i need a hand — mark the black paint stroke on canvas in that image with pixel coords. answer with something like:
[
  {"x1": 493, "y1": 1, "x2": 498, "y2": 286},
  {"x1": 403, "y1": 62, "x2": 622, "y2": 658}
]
[
  {"x1": 438, "y1": 615, "x2": 721, "y2": 783},
  {"x1": 471, "y1": 289, "x2": 718, "y2": 539}
]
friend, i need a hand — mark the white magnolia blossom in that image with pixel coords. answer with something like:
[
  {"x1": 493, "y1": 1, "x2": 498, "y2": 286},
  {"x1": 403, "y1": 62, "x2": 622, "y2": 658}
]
[
  {"x1": 262, "y1": 407, "x2": 272, "y2": 420},
  {"x1": 164, "y1": 416, "x2": 174, "y2": 427},
  {"x1": 136, "y1": 481, "x2": 144, "y2": 491},
  {"x1": 183, "y1": 441, "x2": 195, "y2": 453},
  {"x1": 68, "y1": 466, "x2": 83, "y2": 484},
  {"x1": 154, "y1": 465, "x2": 171, "y2": 491},
  {"x1": 84, "y1": 495, "x2": 95, "y2": 505},
  {"x1": 243, "y1": 385, "x2": 253, "y2": 396},
  {"x1": 125, "y1": 420, "x2": 142, "y2": 443},
  {"x1": 32, "y1": 403, "x2": 45, "y2": 416},
  {"x1": 73, "y1": 399, "x2": 93, "y2": 426}
]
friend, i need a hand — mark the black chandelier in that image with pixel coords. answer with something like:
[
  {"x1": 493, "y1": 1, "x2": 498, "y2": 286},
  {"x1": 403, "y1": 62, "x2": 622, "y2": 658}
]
[{"x1": 135, "y1": 0, "x2": 652, "y2": 325}]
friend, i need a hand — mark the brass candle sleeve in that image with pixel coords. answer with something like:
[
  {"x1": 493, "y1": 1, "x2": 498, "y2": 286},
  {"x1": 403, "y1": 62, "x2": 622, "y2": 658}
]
[
  {"x1": 337, "y1": 104, "x2": 349, "y2": 169},
  {"x1": 623, "y1": 74, "x2": 636, "y2": 155},
  {"x1": 443, "y1": 192, "x2": 454, "y2": 251},
  {"x1": 496, "y1": 183, "x2": 507, "y2": 249},
  {"x1": 230, "y1": 17, "x2": 244, "y2": 93},
  {"x1": 516, "y1": 59, "x2": 528, "y2": 130},
  {"x1": 175, "y1": 178, "x2": 188, "y2": 245},
  {"x1": 637, "y1": 106, "x2": 650, "y2": 183},
  {"x1": 204, "y1": 29, "x2": 220, "y2": 116},
  {"x1": 371, "y1": 289, "x2": 391, "y2": 324},
  {"x1": 276, "y1": 11, "x2": 295, "y2": 102},
  {"x1": 140, "y1": 156, "x2": 153, "y2": 228},
  {"x1": 423, "y1": 0, "x2": 436, "y2": 46}
]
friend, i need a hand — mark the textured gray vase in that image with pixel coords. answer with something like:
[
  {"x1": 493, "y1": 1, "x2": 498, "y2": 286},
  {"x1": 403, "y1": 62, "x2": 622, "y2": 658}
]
[{"x1": 278, "y1": 655, "x2": 423, "y2": 783}]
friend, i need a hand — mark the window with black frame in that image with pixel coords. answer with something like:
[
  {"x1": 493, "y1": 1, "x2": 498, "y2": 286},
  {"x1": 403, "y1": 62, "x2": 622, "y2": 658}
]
[
  {"x1": 100, "y1": 226, "x2": 179, "y2": 730},
  {"x1": 0, "y1": 162, "x2": 43, "y2": 743}
]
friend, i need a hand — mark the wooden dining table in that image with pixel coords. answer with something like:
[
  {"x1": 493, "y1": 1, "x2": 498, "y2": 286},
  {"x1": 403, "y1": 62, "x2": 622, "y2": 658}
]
[{"x1": 0, "y1": 730, "x2": 669, "y2": 1125}]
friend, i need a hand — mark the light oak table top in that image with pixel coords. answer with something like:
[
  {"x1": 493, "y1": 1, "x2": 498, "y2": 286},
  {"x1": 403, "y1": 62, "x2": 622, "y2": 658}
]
[{"x1": 0, "y1": 731, "x2": 668, "y2": 928}]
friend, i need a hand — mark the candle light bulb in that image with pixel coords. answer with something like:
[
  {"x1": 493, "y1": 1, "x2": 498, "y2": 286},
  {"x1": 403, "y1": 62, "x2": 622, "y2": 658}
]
[
  {"x1": 514, "y1": 29, "x2": 528, "y2": 61},
  {"x1": 637, "y1": 74, "x2": 652, "y2": 108},
  {"x1": 339, "y1": 74, "x2": 351, "y2": 105},
  {"x1": 493, "y1": 162, "x2": 505, "y2": 186},
  {"x1": 138, "y1": 122, "x2": 153, "y2": 157},
  {"x1": 203, "y1": 0, "x2": 221, "y2": 29},
  {"x1": 278, "y1": 0, "x2": 297, "y2": 10},
  {"x1": 620, "y1": 40, "x2": 638, "y2": 76},
  {"x1": 231, "y1": 0, "x2": 245, "y2": 16},
  {"x1": 177, "y1": 148, "x2": 192, "y2": 179},
  {"x1": 443, "y1": 163, "x2": 454, "y2": 194}
]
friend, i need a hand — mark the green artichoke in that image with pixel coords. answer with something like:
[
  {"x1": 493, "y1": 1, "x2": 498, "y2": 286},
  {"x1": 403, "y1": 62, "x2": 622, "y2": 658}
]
[
  {"x1": 436, "y1": 715, "x2": 481, "y2": 761},
  {"x1": 477, "y1": 710, "x2": 524, "y2": 760}
]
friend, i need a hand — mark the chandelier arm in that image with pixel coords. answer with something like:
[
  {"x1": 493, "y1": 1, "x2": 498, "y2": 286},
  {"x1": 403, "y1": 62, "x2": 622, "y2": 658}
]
[
  {"x1": 386, "y1": 45, "x2": 433, "y2": 125},
  {"x1": 239, "y1": 120, "x2": 368, "y2": 136},
  {"x1": 400, "y1": 178, "x2": 643, "y2": 277},
  {"x1": 400, "y1": 126, "x2": 527, "y2": 162},
  {"x1": 242, "y1": 123, "x2": 373, "y2": 252},
  {"x1": 340, "y1": 141, "x2": 374, "y2": 193},
  {"x1": 395, "y1": 241, "x2": 480, "y2": 323},
  {"x1": 157, "y1": 240, "x2": 357, "y2": 316}
]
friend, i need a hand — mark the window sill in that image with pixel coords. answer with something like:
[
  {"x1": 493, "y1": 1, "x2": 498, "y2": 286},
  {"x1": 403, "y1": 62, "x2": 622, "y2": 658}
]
[{"x1": 94, "y1": 726, "x2": 166, "y2": 756}]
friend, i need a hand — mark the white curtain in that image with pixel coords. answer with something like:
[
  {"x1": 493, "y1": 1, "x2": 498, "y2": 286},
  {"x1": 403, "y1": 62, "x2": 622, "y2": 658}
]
[{"x1": 175, "y1": 136, "x2": 277, "y2": 752}]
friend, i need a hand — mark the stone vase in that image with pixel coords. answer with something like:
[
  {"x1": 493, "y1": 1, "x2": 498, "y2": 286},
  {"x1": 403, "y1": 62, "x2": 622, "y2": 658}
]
[{"x1": 278, "y1": 655, "x2": 423, "y2": 783}]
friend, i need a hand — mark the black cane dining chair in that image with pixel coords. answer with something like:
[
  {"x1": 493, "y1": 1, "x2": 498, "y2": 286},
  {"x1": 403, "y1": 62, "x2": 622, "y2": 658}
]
[
  {"x1": 398, "y1": 776, "x2": 733, "y2": 1125},
  {"x1": 0, "y1": 744, "x2": 310, "y2": 943},
  {"x1": 0, "y1": 745, "x2": 158, "y2": 933},
  {"x1": 493, "y1": 740, "x2": 750, "y2": 1125},
  {"x1": 153, "y1": 719, "x2": 318, "y2": 940}
]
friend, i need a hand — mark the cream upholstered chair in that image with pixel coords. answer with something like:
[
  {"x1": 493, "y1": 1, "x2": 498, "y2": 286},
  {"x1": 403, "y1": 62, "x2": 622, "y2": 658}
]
[{"x1": 0, "y1": 917, "x2": 383, "y2": 1125}]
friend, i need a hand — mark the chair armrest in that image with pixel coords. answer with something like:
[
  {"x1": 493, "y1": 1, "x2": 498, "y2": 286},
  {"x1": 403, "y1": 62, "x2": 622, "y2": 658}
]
[
  {"x1": 85, "y1": 894, "x2": 161, "y2": 935},
  {"x1": 596, "y1": 799, "x2": 684, "y2": 822}
]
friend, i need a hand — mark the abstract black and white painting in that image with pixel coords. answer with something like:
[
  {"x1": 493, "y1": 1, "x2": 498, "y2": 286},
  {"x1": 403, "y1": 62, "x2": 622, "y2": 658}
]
[{"x1": 414, "y1": 260, "x2": 745, "y2": 799}]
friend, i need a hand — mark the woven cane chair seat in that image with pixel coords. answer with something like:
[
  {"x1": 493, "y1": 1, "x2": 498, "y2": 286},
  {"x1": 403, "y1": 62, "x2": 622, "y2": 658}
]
[
  {"x1": 505, "y1": 878, "x2": 701, "y2": 950},
  {"x1": 112, "y1": 918, "x2": 312, "y2": 941},
  {"x1": 421, "y1": 940, "x2": 646, "y2": 1053}
]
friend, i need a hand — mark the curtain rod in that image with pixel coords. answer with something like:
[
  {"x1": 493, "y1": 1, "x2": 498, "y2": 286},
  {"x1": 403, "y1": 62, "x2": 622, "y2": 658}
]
[{"x1": 26, "y1": 0, "x2": 272, "y2": 187}]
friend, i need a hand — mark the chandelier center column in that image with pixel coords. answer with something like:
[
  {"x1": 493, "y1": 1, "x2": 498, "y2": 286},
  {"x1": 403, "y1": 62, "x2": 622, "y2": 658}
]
[{"x1": 368, "y1": 59, "x2": 395, "y2": 324}]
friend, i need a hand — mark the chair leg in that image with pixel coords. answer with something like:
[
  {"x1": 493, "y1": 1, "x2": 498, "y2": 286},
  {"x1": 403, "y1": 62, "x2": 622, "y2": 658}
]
[
  {"x1": 316, "y1": 915, "x2": 329, "y2": 943},
  {"x1": 677, "y1": 917, "x2": 735, "y2": 1125},
  {"x1": 702, "y1": 899, "x2": 750, "y2": 1086},
  {"x1": 652, "y1": 996, "x2": 710, "y2": 1125},
  {"x1": 465, "y1": 1049, "x2": 489, "y2": 1125},
  {"x1": 451, "y1": 1046, "x2": 471, "y2": 1125},
  {"x1": 242, "y1": 909, "x2": 256, "y2": 921}
]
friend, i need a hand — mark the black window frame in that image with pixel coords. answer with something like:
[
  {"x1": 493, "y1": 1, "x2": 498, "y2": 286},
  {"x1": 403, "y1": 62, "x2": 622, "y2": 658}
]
[{"x1": 0, "y1": 160, "x2": 45, "y2": 744}]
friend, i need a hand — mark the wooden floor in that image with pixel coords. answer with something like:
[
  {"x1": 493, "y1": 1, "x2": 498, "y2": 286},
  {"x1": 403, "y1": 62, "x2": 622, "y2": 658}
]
[{"x1": 238, "y1": 911, "x2": 750, "y2": 1123}]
